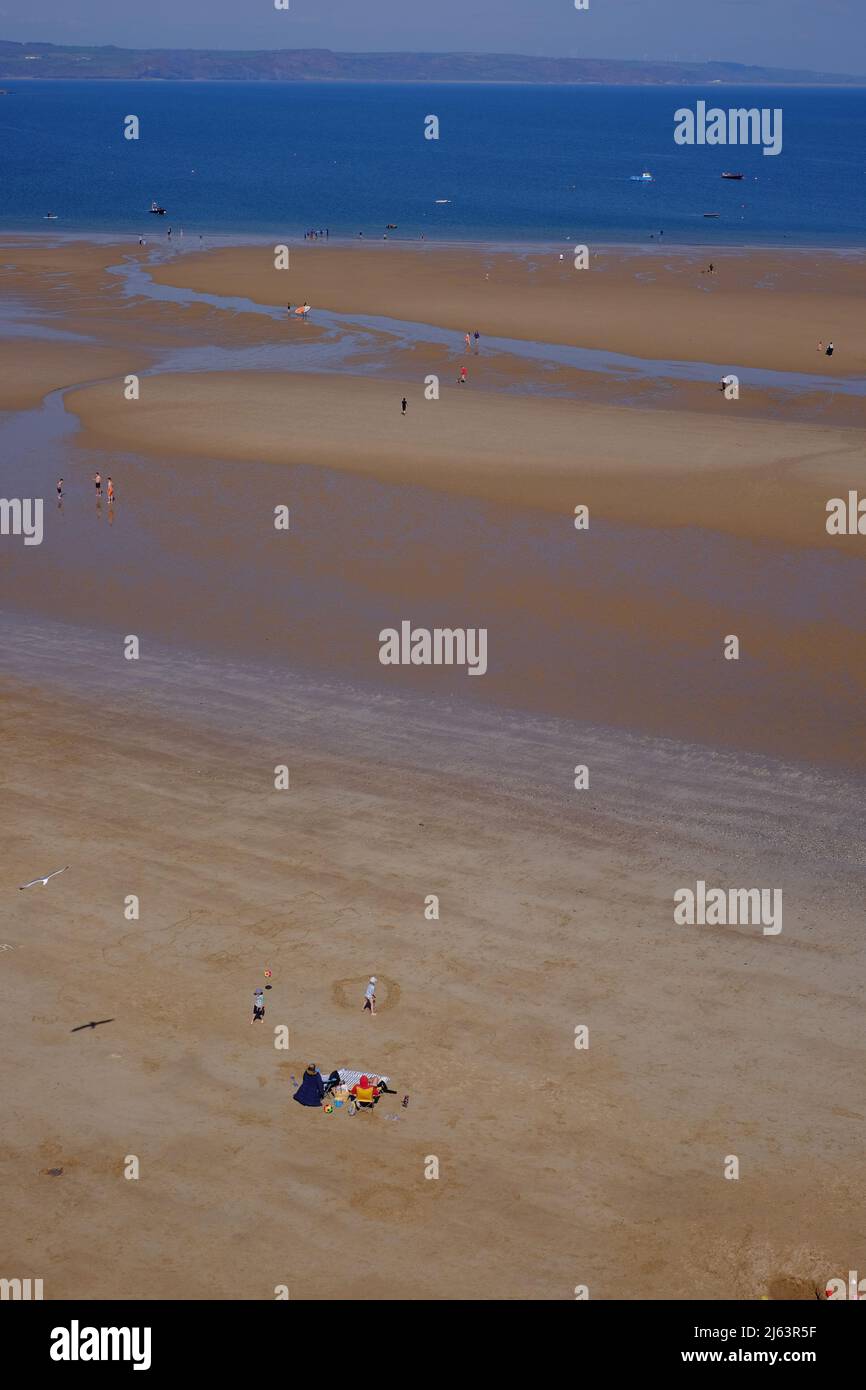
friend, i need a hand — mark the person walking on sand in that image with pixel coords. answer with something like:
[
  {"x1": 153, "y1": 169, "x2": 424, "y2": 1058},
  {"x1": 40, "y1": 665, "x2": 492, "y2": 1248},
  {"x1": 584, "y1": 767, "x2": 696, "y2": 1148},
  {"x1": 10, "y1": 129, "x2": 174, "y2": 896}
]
[
  {"x1": 363, "y1": 977, "x2": 377, "y2": 1016},
  {"x1": 826, "y1": 341, "x2": 835, "y2": 357},
  {"x1": 459, "y1": 365, "x2": 467, "y2": 384},
  {"x1": 251, "y1": 987, "x2": 265, "y2": 1024},
  {"x1": 401, "y1": 397, "x2": 407, "y2": 415},
  {"x1": 106, "y1": 477, "x2": 115, "y2": 504},
  {"x1": 93, "y1": 471, "x2": 102, "y2": 499},
  {"x1": 56, "y1": 478, "x2": 63, "y2": 502}
]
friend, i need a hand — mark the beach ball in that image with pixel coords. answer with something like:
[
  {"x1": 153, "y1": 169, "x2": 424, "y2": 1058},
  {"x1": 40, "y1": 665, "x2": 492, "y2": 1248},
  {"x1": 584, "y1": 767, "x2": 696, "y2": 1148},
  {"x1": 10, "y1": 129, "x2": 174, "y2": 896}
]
[
  {"x1": 264, "y1": 968, "x2": 272, "y2": 978},
  {"x1": 324, "y1": 1104, "x2": 333, "y2": 1114}
]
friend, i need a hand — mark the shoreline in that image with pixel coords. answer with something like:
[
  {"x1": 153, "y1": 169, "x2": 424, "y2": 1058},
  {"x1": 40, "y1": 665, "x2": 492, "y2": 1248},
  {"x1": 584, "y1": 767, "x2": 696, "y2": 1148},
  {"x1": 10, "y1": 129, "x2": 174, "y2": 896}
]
[
  {"x1": 4, "y1": 229, "x2": 866, "y2": 256},
  {"x1": 5, "y1": 610, "x2": 866, "y2": 798}
]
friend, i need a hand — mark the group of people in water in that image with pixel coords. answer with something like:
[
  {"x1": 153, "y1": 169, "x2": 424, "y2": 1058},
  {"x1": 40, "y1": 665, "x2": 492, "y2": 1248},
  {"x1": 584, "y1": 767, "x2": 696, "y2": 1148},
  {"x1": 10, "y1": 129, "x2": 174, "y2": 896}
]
[{"x1": 54, "y1": 473, "x2": 116, "y2": 505}]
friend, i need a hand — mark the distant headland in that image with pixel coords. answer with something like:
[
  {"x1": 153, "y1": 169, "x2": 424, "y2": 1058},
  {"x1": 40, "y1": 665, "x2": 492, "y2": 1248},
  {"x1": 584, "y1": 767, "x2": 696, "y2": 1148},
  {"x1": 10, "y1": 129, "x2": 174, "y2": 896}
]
[{"x1": 0, "y1": 41, "x2": 863, "y2": 86}]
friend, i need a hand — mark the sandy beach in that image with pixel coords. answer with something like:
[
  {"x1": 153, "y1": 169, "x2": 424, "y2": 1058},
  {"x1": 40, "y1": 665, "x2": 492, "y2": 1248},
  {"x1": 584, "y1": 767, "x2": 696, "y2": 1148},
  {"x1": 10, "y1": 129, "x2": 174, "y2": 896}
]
[
  {"x1": 150, "y1": 241, "x2": 866, "y2": 377},
  {"x1": 1, "y1": 233, "x2": 864, "y2": 1301},
  {"x1": 1, "y1": 620, "x2": 863, "y2": 1301}
]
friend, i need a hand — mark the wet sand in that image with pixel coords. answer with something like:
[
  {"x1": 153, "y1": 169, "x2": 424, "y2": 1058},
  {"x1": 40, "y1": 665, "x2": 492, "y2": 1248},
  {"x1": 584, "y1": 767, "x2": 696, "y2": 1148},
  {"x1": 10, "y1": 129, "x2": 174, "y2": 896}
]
[
  {"x1": 0, "y1": 341, "x2": 151, "y2": 410},
  {"x1": 65, "y1": 367, "x2": 866, "y2": 552},
  {"x1": 150, "y1": 241, "x2": 866, "y2": 376},
  {"x1": 1, "y1": 235, "x2": 865, "y2": 1300}
]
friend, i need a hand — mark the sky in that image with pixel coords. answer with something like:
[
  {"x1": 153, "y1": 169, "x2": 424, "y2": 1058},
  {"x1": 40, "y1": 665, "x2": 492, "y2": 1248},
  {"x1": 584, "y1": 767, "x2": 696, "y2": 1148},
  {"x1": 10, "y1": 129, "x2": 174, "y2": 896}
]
[{"x1": 0, "y1": 0, "x2": 863, "y2": 75}]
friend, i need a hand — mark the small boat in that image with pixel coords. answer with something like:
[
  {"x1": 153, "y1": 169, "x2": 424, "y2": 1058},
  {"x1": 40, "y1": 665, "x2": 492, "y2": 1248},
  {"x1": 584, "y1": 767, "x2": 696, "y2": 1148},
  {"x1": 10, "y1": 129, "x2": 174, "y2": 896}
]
[
  {"x1": 385, "y1": 223, "x2": 397, "y2": 229},
  {"x1": 149, "y1": 200, "x2": 167, "y2": 216},
  {"x1": 434, "y1": 199, "x2": 450, "y2": 205},
  {"x1": 44, "y1": 212, "x2": 58, "y2": 220},
  {"x1": 721, "y1": 172, "x2": 744, "y2": 180},
  {"x1": 703, "y1": 212, "x2": 720, "y2": 218},
  {"x1": 630, "y1": 171, "x2": 654, "y2": 182}
]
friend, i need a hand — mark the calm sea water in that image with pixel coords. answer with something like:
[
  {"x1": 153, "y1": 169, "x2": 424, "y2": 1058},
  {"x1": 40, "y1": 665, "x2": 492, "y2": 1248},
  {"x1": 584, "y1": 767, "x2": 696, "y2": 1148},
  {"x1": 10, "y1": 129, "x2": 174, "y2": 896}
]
[{"x1": 0, "y1": 79, "x2": 864, "y2": 246}]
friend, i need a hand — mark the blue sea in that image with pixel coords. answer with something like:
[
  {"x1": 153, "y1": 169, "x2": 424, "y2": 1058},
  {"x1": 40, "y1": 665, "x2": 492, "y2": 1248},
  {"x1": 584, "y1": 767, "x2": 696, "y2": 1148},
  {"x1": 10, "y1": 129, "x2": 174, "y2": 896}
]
[{"x1": 0, "y1": 79, "x2": 864, "y2": 245}]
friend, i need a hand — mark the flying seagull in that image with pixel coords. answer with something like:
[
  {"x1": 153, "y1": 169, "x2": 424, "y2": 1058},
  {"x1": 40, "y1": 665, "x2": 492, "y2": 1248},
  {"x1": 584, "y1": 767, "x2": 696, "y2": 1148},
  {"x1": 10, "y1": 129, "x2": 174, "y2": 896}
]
[
  {"x1": 19, "y1": 866, "x2": 69, "y2": 890},
  {"x1": 70, "y1": 1019, "x2": 114, "y2": 1033}
]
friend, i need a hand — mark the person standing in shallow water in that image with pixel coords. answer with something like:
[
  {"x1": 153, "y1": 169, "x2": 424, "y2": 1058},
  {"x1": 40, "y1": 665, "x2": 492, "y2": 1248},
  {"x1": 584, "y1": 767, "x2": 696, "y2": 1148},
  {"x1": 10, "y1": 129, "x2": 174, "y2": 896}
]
[
  {"x1": 93, "y1": 471, "x2": 102, "y2": 499},
  {"x1": 401, "y1": 397, "x2": 407, "y2": 415}
]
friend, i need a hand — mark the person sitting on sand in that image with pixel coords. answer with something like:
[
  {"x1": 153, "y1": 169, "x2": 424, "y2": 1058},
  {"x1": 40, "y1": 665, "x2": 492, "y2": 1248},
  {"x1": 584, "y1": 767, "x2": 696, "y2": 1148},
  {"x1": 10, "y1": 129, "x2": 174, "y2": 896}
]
[
  {"x1": 350, "y1": 1075, "x2": 381, "y2": 1108},
  {"x1": 826, "y1": 341, "x2": 835, "y2": 357},
  {"x1": 368, "y1": 1075, "x2": 397, "y2": 1095},
  {"x1": 293, "y1": 1064, "x2": 325, "y2": 1107}
]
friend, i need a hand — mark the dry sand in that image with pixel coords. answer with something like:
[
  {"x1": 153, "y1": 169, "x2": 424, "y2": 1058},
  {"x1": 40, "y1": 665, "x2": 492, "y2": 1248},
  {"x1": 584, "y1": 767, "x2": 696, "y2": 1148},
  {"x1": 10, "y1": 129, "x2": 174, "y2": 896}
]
[{"x1": 0, "y1": 624, "x2": 863, "y2": 1301}]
